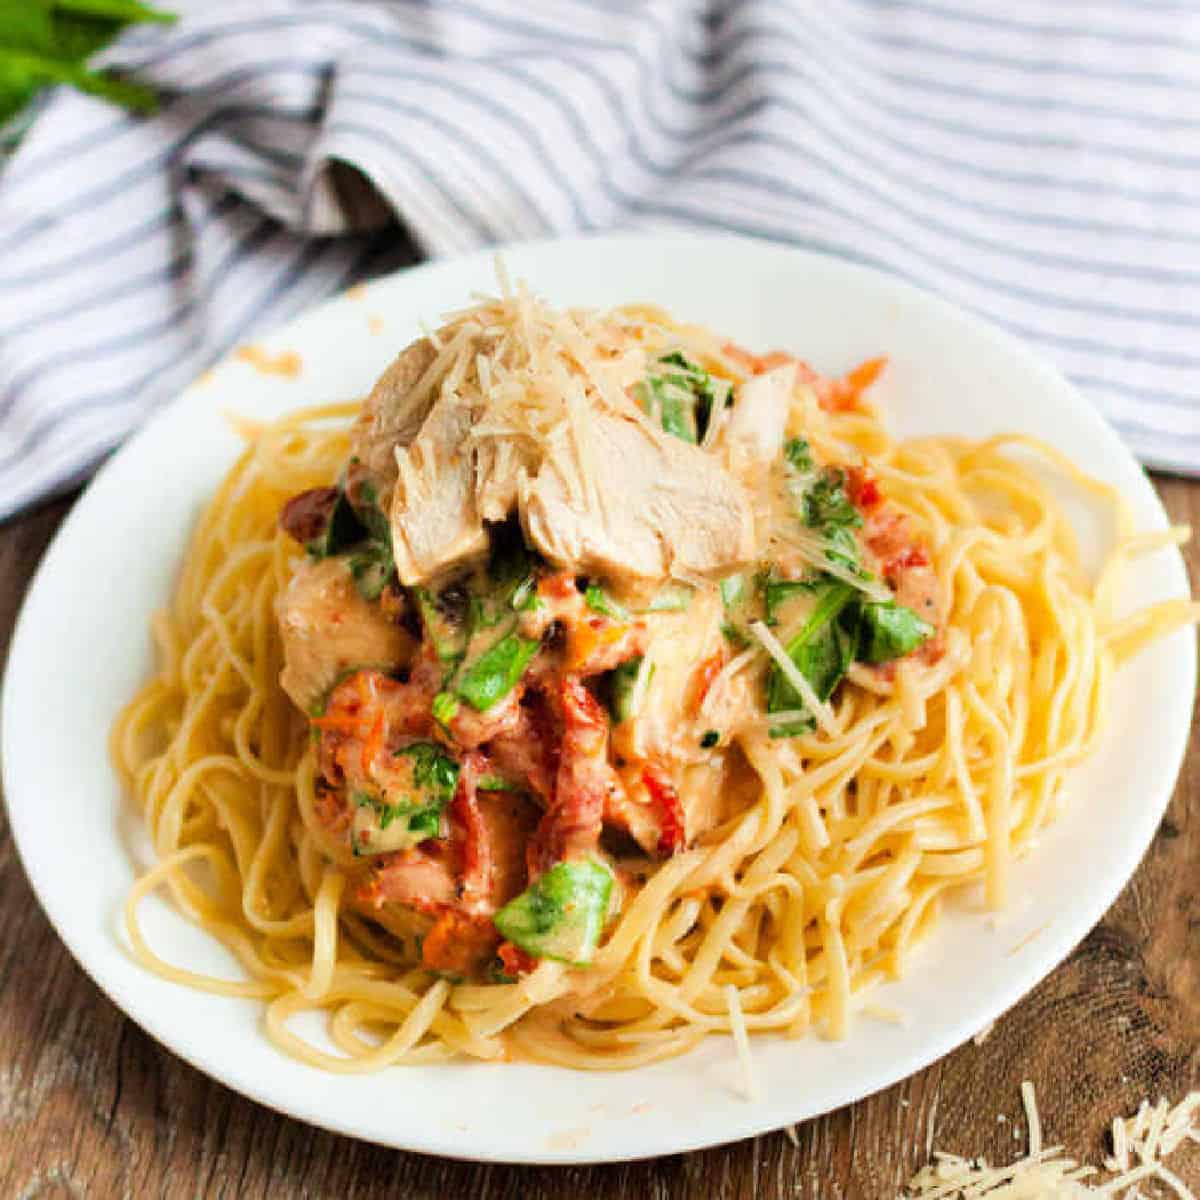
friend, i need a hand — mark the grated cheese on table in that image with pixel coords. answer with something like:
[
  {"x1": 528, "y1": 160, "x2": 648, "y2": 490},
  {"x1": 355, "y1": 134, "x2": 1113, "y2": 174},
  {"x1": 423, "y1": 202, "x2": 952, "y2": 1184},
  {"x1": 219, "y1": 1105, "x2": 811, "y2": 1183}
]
[{"x1": 902, "y1": 1085, "x2": 1200, "y2": 1199}]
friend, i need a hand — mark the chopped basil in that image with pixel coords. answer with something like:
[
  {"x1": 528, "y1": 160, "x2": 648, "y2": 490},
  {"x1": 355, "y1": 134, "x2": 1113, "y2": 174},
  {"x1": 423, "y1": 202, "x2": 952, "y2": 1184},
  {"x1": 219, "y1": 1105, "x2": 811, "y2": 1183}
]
[
  {"x1": 634, "y1": 350, "x2": 729, "y2": 444},
  {"x1": 802, "y1": 468, "x2": 863, "y2": 536},
  {"x1": 476, "y1": 772, "x2": 518, "y2": 792},
  {"x1": 348, "y1": 743, "x2": 459, "y2": 855},
  {"x1": 418, "y1": 524, "x2": 543, "y2": 683},
  {"x1": 354, "y1": 480, "x2": 391, "y2": 542},
  {"x1": 700, "y1": 730, "x2": 720, "y2": 749},
  {"x1": 415, "y1": 586, "x2": 470, "y2": 666},
  {"x1": 764, "y1": 585, "x2": 932, "y2": 736},
  {"x1": 402, "y1": 741, "x2": 460, "y2": 803},
  {"x1": 757, "y1": 447, "x2": 933, "y2": 731},
  {"x1": 493, "y1": 859, "x2": 615, "y2": 966},
  {"x1": 584, "y1": 583, "x2": 628, "y2": 621},
  {"x1": 858, "y1": 600, "x2": 934, "y2": 664},
  {"x1": 763, "y1": 577, "x2": 820, "y2": 626},
  {"x1": 510, "y1": 575, "x2": 542, "y2": 613},
  {"x1": 306, "y1": 490, "x2": 366, "y2": 559},
  {"x1": 455, "y1": 631, "x2": 540, "y2": 712},
  {"x1": 823, "y1": 523, "x2": 869, "y2": 577},
  {"x1": 431, "y1": 690, "x2": 459, "y2": 725},
  {"x1": 305, "y1": 482, "x2": 395, "y2": 602},
  {"x1": 766, "y1": 581, "x2": 858, "y2": 731},
  {"x1": 784, "y1": 437, "x2": 814, "y2": 473}
]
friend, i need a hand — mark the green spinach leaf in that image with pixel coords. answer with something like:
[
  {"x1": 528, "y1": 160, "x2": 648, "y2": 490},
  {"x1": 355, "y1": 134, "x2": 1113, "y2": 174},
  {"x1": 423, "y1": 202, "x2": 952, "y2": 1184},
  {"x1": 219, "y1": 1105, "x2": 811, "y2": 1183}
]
[
  {"x1": 857, "y1": 601, "x2": 934, "y2": 664},
  {"x1": 493, "y1": 859, "x2": 614, "y2": 966},
  {"x1": 455, "y1": 632, "x2": 540, "y2": 712}
]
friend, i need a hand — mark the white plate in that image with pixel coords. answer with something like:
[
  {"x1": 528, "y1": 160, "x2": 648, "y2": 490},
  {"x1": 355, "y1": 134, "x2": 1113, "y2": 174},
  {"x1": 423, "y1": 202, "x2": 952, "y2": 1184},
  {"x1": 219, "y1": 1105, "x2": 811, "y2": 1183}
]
[{"x1": 3, "y1": 234, "x2": 1194, "y2": 1165}]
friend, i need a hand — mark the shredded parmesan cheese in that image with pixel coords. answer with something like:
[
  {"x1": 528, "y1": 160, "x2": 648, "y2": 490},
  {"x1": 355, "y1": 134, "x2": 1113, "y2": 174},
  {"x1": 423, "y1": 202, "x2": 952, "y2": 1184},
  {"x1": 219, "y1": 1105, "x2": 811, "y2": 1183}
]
[
  {"x1": 770, "y1": 523, "x2": 894, "y2": 604},
  {"x1": 1022, "y1": 1080, "x2": 1042, "y2": 1157},
  {"x1": 627, "y1": 652, "x2": 655, "y2": 722},
  {"x1": 724, "y1": 984, "x2": 760, "y2": 1102},
  {"x1": 699, "y1": 647, "x2": 758, "y2": 720},
  {"x1": 904, "y1": 1085, "x2": 1200, "y2": 1199}
]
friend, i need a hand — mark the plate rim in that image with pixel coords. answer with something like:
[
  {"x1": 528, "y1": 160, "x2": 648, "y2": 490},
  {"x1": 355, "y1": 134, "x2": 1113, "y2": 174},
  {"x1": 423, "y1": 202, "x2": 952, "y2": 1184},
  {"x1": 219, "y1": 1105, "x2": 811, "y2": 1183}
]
[{"x1": 2, "y1": 230, "x2": 1195, "y2": 1165}]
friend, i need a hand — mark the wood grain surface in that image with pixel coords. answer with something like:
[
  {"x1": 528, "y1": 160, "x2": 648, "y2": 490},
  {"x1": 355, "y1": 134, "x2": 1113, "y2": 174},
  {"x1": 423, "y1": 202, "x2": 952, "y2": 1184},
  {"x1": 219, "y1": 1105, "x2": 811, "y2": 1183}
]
[{"x1": 0, "y1": 479, "x2": 1196, "y2": 1200}]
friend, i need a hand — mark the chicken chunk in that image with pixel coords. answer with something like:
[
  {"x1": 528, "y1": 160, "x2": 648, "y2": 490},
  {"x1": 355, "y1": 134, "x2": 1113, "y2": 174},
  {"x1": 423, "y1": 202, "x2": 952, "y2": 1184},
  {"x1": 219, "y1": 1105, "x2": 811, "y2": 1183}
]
[
  {"x1": 519, "y1": 412, "x2": 755, "y2": 583},
  {"x1": 723, "y1": 363, "x2": 795, "y2": 464},
  {"x1": 610, "y1": 588, "x2": 725, "y2": 762},
  {"x1": 348, "y1": 336, "x2": 438, "y2": 494},
  {"x1": 390, "y1": 392, "x2": 489, "y2": 586},
  {"x1": 277, "y1": 558, "x2": 415, "y2": 712}
]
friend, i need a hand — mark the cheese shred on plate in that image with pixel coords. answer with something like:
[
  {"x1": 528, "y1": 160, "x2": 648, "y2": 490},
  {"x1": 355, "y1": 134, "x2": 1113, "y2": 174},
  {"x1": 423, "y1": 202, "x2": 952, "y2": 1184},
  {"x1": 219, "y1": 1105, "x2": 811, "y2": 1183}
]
[{"x1": 903, "y1": 1084, "x2": 1200, "y2": 1199}]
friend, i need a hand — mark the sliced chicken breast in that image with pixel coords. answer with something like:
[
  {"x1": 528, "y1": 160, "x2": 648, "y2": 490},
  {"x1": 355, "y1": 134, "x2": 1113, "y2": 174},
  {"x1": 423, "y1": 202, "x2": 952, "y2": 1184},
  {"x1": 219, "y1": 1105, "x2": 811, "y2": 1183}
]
[{"x1": 277, "y1": 558, "x2": 415, "y2": 712}]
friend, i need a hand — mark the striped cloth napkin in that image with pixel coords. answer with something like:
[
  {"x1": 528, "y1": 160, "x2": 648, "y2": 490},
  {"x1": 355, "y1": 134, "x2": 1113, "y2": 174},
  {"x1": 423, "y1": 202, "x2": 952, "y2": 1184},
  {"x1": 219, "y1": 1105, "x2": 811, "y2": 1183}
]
[{"x1": 1, "y1": 0, "x2": 1197, "y2": 520}]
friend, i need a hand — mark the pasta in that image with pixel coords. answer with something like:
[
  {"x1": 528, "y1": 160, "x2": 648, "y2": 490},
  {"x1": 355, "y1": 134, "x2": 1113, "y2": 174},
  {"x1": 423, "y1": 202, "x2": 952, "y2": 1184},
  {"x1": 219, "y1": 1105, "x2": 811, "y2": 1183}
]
[{"x1": 111, "y1": 284, "x2": 1199, "y2": 1072}]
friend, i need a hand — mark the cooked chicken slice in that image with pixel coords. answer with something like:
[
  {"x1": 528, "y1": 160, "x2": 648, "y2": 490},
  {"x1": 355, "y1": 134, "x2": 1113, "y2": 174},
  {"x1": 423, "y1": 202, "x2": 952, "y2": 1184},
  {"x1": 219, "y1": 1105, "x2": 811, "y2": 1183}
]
[
  {"x1": 610, "y1": 588, "x2": 725, "y2": 762},
  {"x1": 348, "y1": 337, "x2": 439, "y2": 493},
  {"x1": 277, "y1": 558, "x2": 415, "y2": 712},
  {"x1": 723, "y1": 363, "x2": 795, "y2": 464},
  {"x1": 357, "y1": 841, "x2": 459, "y2": 912},
  {"x1": 519, "y1": 412, "x2": 755, "y2": 583},
  {"x1": 390, "y1": 392, "x2": 489, "y2": 586},
  {"x1": 474, "y1": 436, "x2": 536, "y2": 523}
]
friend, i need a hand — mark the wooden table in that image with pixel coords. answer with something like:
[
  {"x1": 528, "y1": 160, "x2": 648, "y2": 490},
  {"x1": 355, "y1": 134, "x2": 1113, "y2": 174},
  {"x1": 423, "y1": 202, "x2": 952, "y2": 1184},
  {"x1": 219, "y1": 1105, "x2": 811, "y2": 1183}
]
[{"x1": 1, "y1": 479, "x2": 1196, "y2": 1200}]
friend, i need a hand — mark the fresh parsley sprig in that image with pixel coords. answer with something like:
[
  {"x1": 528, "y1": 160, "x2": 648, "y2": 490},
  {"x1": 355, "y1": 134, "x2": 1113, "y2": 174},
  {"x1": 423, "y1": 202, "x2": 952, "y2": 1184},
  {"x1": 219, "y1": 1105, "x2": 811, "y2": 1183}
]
[{"x1": 0, "y1": 0, "x2": 174, "y2": 130}]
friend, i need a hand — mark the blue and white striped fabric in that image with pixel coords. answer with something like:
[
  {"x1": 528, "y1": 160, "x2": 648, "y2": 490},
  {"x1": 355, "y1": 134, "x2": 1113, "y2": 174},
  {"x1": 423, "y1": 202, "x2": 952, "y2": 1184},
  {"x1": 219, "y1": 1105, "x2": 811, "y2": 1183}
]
[{"x1": 2, "y1": 0, "x2": 1198, "y2": 519}]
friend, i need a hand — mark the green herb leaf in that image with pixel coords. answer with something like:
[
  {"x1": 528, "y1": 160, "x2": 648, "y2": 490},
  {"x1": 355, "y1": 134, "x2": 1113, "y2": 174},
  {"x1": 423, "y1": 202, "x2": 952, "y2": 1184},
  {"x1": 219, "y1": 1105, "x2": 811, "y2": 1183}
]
[
  {"x1": 700, "y1": 729, "x2": 719, "y2": 749},
  {"x1": 763, "y1": 577, "x2": 819, "y2": 626},
  {"x1": 0, "y1": 6, "x2": 55, "y2": 53},
  {"x1": 306, "y1": 490, "x2": 366, "y2": 559},
  {"x1": 584, "y1": 583, "x2": 628, "y2": 621},
  {"x1": 476, "y1": 773, "x2": 517, "y2": 792},
  {"x1": 55, "y1": 1, "x2": 174, "y2": 22},
  {"x1": 493, "y1": 859, "x2": 614, "y2": 966},
  {"x1": 0, "y1": 1, "x2": 174, "y2": 128},
  {"x1": 347, "y1": 547, "x2": 390, "y2": 601},
  {"x1": 349, "y1": 744, "x2": 458, "y2": 855},
  {"x1": 857, "y1": 601, "x2": 934, "y2": 664},
  {"x1": 303, "y1": 483, "x2": 394, "y2": 601},
  {"x1": 416, "y1": 587, "x2": 470, "y2": 666},
  {"x1": 455, "y1": 632, "x2": 540, "y2": 712},
  {"x1": 481, "y1": 518, "x2": 542, "y2": 617},
  {"x1": 802, "y1": 468, "x2": 863, "y2": 534},
  {"x1": 399, "y1": 742, "x2": 460, "y2": 804},
  {"x1": 823, "y1": 523, "x2": 868, "y2": 576},
  {"x1": 431, "y1": 690, "x2": 459, "y2": 726},
  {"x1": 784, "y1": 437, "x2": 814, "y2": 473},
  {"x1": 634, "y1": 350, "x2": 728, "y2": 444},
  {"x1": 718, "y1": 573, "x2": 750, "y2": 644},
  {"x1": 766, "y1": 581, "x2": 858, "y2": 725}
]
